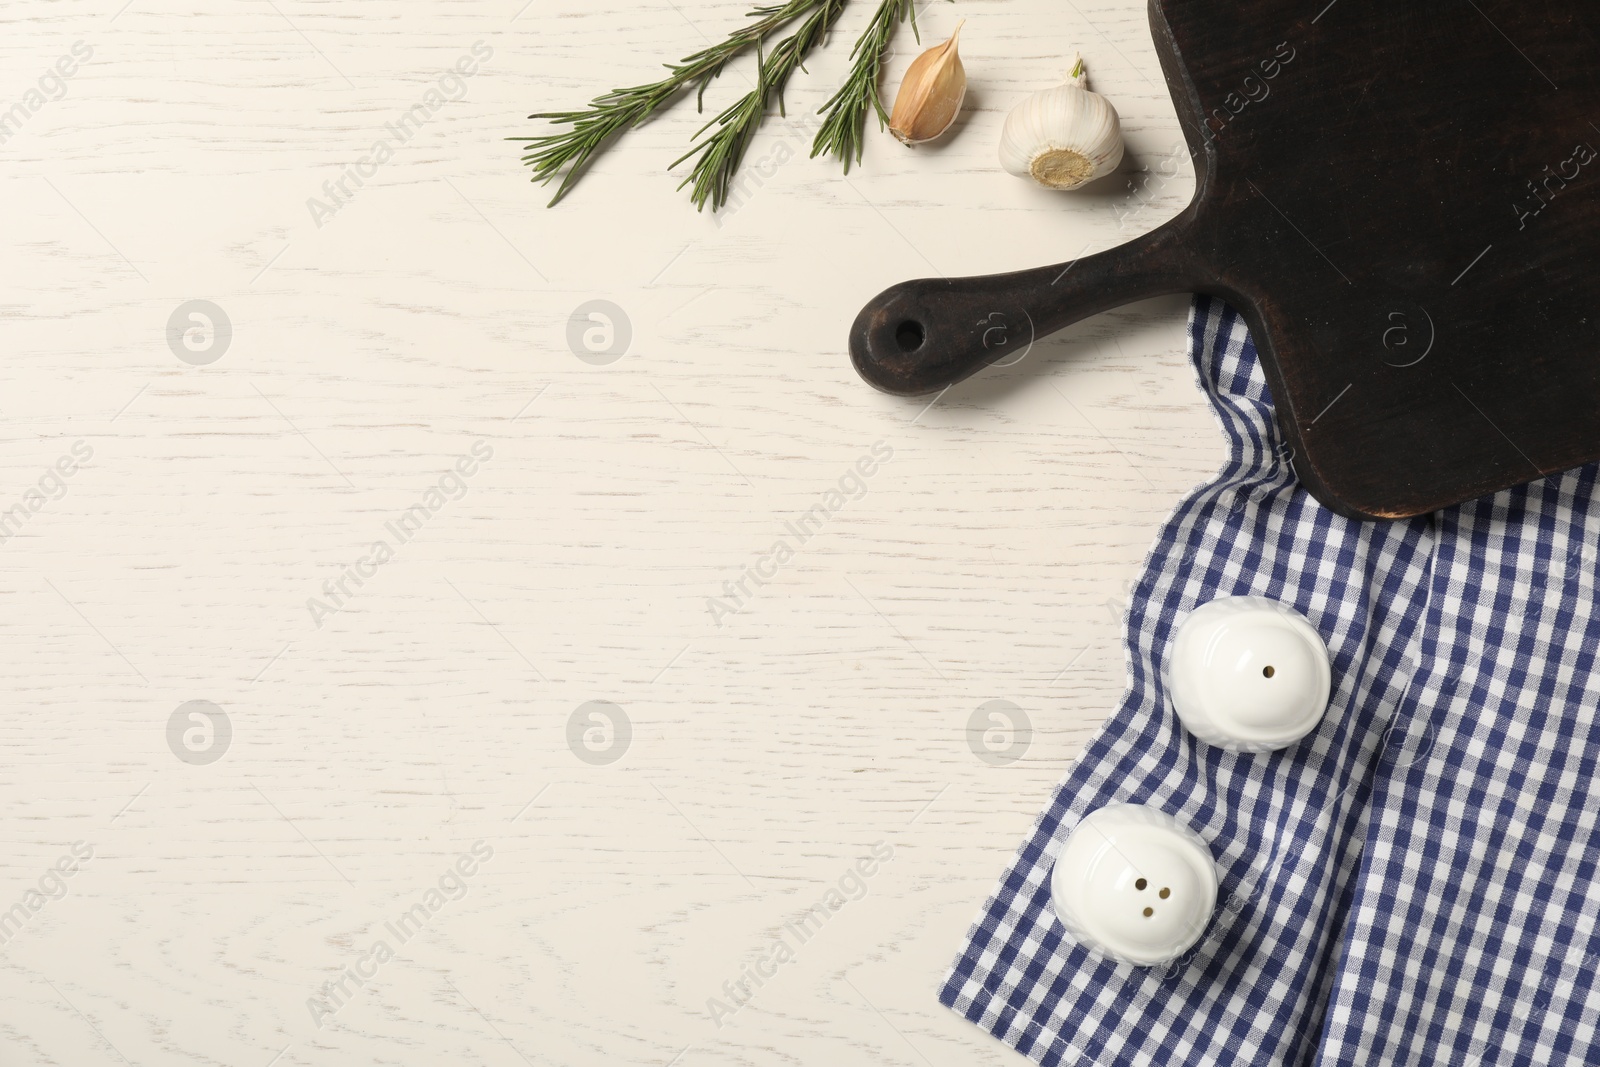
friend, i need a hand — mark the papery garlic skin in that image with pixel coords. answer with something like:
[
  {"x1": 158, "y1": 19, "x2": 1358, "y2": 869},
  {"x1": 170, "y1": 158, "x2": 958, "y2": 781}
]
[
  {"x1": 889, "y1": 21, "x2": 967, "y2": 146},
  {"x1": 999, "y1": 55, "x2": 1124, "y2": 189}
]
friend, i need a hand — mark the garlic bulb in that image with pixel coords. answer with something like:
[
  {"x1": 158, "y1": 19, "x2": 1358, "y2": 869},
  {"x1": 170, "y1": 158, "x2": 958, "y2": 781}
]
[
  {"x1": 888, "y1": 21, "x2": 967, "y2": 145},
  {"x1": 999, "y1": 54, "x2": 1124, "y2": 190}
]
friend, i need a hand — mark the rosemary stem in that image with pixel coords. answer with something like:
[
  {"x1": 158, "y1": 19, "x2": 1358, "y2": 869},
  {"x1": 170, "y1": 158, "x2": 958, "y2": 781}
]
[
  {"x1": 809, "y1": 0, "x2": 919, "y2": 172},
  {"x1": 672, "y1": 0, "x2": 849, "y2": 211},
  {"x1": 513, "y1": 0, "x2": 832, "y2": 206}
]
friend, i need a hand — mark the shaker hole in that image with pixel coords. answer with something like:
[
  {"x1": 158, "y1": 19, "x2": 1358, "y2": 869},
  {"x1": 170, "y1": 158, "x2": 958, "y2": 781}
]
[
  {"x1": 1134, "y1": 878, "x2": 1147, "y2": 891},
  {"x1": 895, "y1": 319, "x2": 925, "y2": 352},
  {"x1": 1262, "y1": 665, "x2": 1276, "y2": 678},
  {"x1": 1142, "y1": 907, "x2": 1154, "y2": 918},
  {"x1": 1159, "y1": 887, "x2": 1171, "y2": 899}
]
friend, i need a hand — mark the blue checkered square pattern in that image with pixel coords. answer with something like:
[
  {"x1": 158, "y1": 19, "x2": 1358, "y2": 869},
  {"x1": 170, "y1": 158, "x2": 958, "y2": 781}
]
[{"x1": 941, "y1": 295, "x2": 1600, "y2": 1065}]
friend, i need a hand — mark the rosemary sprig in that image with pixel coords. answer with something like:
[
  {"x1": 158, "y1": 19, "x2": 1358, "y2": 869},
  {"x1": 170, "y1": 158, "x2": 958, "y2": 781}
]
[
  {"x1": 671, "y1": 0, "x2": 849, "y2": 211},
  {"x1": 809, "y1": 0, "x2": 918, "y2": 172},
  {"x1": 511, "y1": 0, "x2": 830, "y2": 207}
]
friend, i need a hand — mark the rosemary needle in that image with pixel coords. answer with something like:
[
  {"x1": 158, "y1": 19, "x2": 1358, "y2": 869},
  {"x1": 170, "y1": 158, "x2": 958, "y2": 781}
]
[
  {"x1": 512, "y1": 0, "x2": 830, "y2": 207},
  {"x1": 672, "y1": 0, "x2": 848, "y2": 212},
  {"x1": 810, "y1": 0, "x2": 919, "y2": 172}
]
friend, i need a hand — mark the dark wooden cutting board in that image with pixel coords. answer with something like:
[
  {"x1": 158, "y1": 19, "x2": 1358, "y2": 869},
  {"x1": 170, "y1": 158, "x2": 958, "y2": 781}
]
[{"x1": 849, "y1": 0, "x2": 1600, "y2": 520}]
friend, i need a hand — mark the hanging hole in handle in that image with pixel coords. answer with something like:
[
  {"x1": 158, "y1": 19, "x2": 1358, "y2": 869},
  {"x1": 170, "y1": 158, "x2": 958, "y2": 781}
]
[{"x1": 894, "y1": 319, "x2": 925, "y2": 352}]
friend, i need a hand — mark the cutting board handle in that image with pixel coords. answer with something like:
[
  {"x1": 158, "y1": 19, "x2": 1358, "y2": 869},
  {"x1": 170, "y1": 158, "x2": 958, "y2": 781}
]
[{"x1": 848, "y1": 217, "x2": 1200, "y2": 396}]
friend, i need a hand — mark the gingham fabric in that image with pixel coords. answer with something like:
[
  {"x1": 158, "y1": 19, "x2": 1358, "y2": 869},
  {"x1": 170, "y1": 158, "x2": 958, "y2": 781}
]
[{"x1": 940, "y1": 295, "x2": 1600, "y2": 1066}]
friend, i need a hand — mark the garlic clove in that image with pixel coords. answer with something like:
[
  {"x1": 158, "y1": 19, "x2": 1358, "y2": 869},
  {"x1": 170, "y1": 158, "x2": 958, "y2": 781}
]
[
  {"x1": 999, "y1": 52, "x2": 1124, "y2": 190},
  {"x1": 888, "y1": 20, "x2": 967, "y2": 146}
]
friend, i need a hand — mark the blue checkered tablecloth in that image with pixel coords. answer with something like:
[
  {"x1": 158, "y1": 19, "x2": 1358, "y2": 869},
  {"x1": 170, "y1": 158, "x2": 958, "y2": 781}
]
[{"x1": 940, "y1": 295, "x2": 1600, "y2": 1066}]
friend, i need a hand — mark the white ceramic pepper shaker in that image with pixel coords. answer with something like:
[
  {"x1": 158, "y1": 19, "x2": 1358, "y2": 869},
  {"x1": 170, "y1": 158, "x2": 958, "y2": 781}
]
[{"x1": 1165, "y1": 596, "x2": 1332, "y2": 752}]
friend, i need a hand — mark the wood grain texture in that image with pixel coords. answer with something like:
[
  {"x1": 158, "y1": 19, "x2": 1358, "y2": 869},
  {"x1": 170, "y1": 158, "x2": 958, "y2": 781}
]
[
  {"x1": 0, "y1": 1, "x2": 1215, "y2": 1064},
  {"x1": 857, "y1": 0, "x2": 1600, "y2": 521}
]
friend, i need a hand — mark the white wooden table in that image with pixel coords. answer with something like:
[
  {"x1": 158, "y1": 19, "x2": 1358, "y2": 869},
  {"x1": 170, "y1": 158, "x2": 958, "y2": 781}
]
[{"x1": 0, "y1": 1, "x2": 1217, "y2": 1063}]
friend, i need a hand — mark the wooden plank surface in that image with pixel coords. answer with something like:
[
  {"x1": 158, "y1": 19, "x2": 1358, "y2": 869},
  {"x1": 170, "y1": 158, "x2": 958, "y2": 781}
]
[{"x1": 0, "y1": 1, "x2": 1216, "y2": 1063}]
